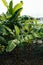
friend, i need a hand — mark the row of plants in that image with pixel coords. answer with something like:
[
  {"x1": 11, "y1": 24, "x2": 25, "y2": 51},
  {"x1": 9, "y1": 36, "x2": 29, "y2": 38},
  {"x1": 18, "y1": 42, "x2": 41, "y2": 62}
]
[{"x1": 0, "y1": 0, "x2": 43, "y2": 54}]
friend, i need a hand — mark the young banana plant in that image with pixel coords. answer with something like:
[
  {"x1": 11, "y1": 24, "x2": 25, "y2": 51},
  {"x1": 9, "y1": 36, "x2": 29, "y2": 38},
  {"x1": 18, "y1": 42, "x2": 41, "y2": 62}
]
[
  {"x1": 0, "y1": 0, "x2": 23, "y2": 53},
  {"x1": 1, "y1": 0, "x2": 23, "y2": 20}
]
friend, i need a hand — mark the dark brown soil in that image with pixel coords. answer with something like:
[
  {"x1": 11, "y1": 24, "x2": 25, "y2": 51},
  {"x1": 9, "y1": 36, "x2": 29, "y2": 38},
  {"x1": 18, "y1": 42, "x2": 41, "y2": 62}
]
[{"x1": 0, "y1": 44, "x2": 43, "y2": 65}]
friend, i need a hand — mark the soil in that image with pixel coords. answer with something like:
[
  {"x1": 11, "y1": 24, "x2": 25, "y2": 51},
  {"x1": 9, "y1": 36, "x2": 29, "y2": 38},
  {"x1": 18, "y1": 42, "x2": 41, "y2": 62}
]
[{"x1": 0, "y1": 43, "x2": 43, "y2": 65}]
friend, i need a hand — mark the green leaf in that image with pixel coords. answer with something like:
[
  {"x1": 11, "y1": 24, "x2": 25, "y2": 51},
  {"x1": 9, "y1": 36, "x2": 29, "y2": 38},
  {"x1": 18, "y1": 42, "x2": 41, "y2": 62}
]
[
  {"x1": 15, "y1": 25, "x2": 20, "y2": 35},
  {"x1": 8, "y1": 0, "x2": 13, "y2": 15},
  {"x1": 0, "y1": 25, "x2": 7, "y2": 35},
  {"x1": 2, "y1": 0, "x2": 8, "y2": 7},
  {"x1": 6, "y1": 39, "x2": 20, "y2": 52},
  {"x1": 4, "y1": 25, "x2": 14, "y2": 35},
  {"x1": 0, "y1": 13, "x2": 6, "y2": 21},
  {"x1": 28, "y1": 35, "x2": 33, "y2": 40},
  {"x1": 13, "y1": 1, "x2": 23, "y2": 14},
  {"x1": 9, "y1": 8, "x2": 23, "y2": 22},
  {"x1": 33, "y1": 32, "x2": 40, "y2": 38},
  {"x1": 0, "y1": 36, "x2": 6, "y2": 45}
]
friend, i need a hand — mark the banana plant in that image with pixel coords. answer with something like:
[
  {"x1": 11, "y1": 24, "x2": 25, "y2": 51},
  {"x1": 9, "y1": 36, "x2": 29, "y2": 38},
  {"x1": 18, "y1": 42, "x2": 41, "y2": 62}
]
[
  {"x1": 1, "y1": 0, "x2": 23, "y2": 20},
  {"x1": 0, "y1": 0, "x2": 23, "y2": 53}
]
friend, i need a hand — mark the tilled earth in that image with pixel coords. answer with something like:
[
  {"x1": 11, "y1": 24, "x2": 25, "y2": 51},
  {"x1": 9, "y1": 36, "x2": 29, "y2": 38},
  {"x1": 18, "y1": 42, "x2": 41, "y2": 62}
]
[{"x1": 0, "y1": 44, "x2": 43, "y2": 65}]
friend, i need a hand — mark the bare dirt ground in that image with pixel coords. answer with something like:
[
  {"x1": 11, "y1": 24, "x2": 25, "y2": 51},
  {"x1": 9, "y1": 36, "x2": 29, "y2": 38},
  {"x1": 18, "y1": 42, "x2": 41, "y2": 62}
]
[{"x1": 0, "y1": 44, "x2": 43, "y2": 65}]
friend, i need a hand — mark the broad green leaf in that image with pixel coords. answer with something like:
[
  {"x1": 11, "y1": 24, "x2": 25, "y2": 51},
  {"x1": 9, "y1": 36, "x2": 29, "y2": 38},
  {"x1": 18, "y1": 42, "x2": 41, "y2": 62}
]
[
  {"x1": 13, "y1": 1, "x2": 23, "y2": 14},
  {"x1": 28, "y1": 35, "x2": 33, "y2": 40},
  {"x1": 4, "y1": 25, "x2": 14, "y2": 35},
  {"x1": 2, "y1": 0, "x2": 8, "y2": 7},
  {"x1": 6, "y1": 39, "x2": 20, "y2": 52},
  {"x1": 23, "y1": 21, "x2": 29, "y2": 30},
  {"x1": 0, "y1": 36, "x2": 6, "y2": 44},
  {"x1": 24, "y1": 36, "x2": 29, "y2": 43},
  {"x1": 33, "y1": 32, "x2": 40, "y2": 38},
  {"x1": 15, "y1": 25, "x2": 20, "y2": 35},
  {"x1": 6, "y1": 14, "x2": 12, "y2": 19},
  {"x1": 0, "y1": 25, "x2": 7, "y2": 35},
  {"x1": 33, "y1": 19, "x2": 37, "y2": 24},
  {"x1": 8, "y1": 0, "x2": 13, "y2": 15},
  {"x1": 0, "y1": 13, "x2": 6, "y2": 21},
  {"x1": 9, "y1": 8, "x2": 23, "y2": 22},
  {"x1": 24, "y1": 35, "x2": 33, "y2": 43}
]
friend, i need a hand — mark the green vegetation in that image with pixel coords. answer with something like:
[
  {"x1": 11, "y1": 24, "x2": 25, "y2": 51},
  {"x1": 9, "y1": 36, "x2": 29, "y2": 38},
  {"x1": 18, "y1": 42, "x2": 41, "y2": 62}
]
[{"x1": 0, "y1": 0, "x2": 43, "y2": 53}]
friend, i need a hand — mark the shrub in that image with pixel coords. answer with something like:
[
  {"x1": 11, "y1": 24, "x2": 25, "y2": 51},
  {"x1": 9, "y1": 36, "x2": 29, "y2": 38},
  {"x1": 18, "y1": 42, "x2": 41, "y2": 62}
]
[{"x1": 0, "y1": 0, "x2": 43, "y2": 54}]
